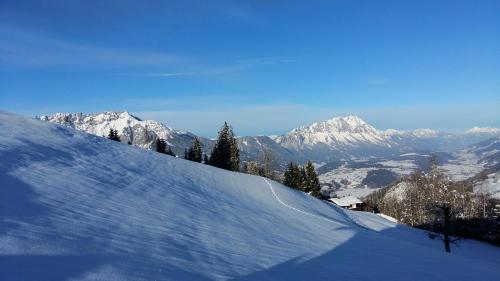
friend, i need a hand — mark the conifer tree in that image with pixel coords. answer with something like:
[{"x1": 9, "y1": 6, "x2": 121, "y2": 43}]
[
  {"x1": 107, "y1": 129, "x2": 120, "y2": 141},
  {"x1": 283, "y1": 161, "x2": 322, "y2": 197},
  {"x1": 107, "y1": 129, "x2": 114, "y2": 140},
  {"x1": 208, "y1": 122, "x2": 239, "y2": 171},
  {"x1": 186, "y1": 137, "x2": 202, "y2": 162},
  {"x1": 299, "y1": 166, "x2": 307, "y2": 191},
  {"x1": 202, "y1": 153, "x2": 209, "y2": 164},
  {"x1": 283, "y1": 163, "x2": 294, "y2": 188},
  {"x1": 229, "y1": 132, "x2": 240, "y2": 171},
  {"x1": 155, "y1": 138, "x2": 167, "y2": 154},
  {"x1": 305, "y1": 161, "x2": 322, "y2": 198},
  {"x1": 283, "y1": 162, "x2": 301, "y2": 189}
]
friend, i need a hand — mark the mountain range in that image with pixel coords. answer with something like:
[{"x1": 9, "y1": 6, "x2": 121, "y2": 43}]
[
  {"x1": 37, "y1": 111, "x2": 500, "y2": 163},
  {"x1": 37, "y1": 111, "x2": 500, "y2": 197}
]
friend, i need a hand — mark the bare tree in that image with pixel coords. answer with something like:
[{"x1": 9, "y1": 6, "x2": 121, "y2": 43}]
[
  {"x1": 243, "y1": 161, "x2": 263, "y2": 176},
  {"x1": 261, "y1": 148, "x2": 275, "y2": 178}
]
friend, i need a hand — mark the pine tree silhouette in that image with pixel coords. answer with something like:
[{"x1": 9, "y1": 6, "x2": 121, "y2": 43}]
[
  {"x1": 283, "y1": 162, "x2": 301, "y2": 189},
  {"x1": 107, "y1": 129, "x2": 120, "y2": 142},
  {"x1": 305, "y1": 161, "x2": 321, "y2": 198},
  {"x1": 208, "y1": 122, "x2": 239, "y2": 171},
  {"x1": 155, "y1": 138, "x2": 167, "y2": 154},
  {"x1": 186, "y1": 137, "x2": 202, "y2": 162}
]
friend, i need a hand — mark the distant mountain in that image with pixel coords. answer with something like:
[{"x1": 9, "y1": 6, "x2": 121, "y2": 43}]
[
  {"x1": 383, "y1": 128, "x2": 458, "y2": 151},
  {"x1": 275, "y1": 116, "x2": 394, "y2": 161},
  {"x1": 468, "y1": 136, "x2": 500, "y2": 170},
  {"x1": 36, "y1": 111, "x2": 500, "y2": 198},
  {"x1": 237, "y1": 135, "x2": 298, "y2": 168},
  {"x1": 37, "y1": 111, "x2": 214, "y2": 156},
  {"x1": 466, "y1": 127, "x2": 500, "y2": 134},
  {"x1": 275, "y1": 116, "x2": 500, "y2": 162},
  {"x1": 384, "y1": 127, "x2": 500, "y2": 151},
  {"x1": 37, "y1": 111, "x2": 500, "y2": 171}
]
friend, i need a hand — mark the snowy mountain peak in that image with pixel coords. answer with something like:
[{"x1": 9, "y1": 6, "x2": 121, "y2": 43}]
[
  {"x1": 295, "y1": 115, "x2": 377, "y2": 135},
  {"x1": 383, "y1": 129, "x2": 405, "y2": 136},
  {"x1": 36, "y1": 111, "x2": 208, "y2": 154},
  {"x1": 39, "y1": 111, "x2": 141, "y2": 127},
  {"x1": 466, "y1": 127, "x2": 500, "y2": 134},
  {"x1": 277, "y1": 115, "x2": 389, "y2": 154},
  {"x1": 411, "y1": 128, "x2": 439, "y2": 138},
  {"x1": 382, "y1": 128, "x2": 442, "y2": 138}
]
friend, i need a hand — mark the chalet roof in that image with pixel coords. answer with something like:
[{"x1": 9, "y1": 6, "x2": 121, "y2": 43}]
[{"x1": 329, "y1": 196, "x2": 363, "y2": 207}]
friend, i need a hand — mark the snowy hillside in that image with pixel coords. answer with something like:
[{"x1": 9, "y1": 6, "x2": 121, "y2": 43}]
[
  {"x1": 1, "y1": 111, "x2": 499, "y2": 281},
  {"x1": 37, "y1": 111, "x2": 213, "y2": 155},
  {"x1": 461, "y1": 137, "x2": 500, "y2": 198}
]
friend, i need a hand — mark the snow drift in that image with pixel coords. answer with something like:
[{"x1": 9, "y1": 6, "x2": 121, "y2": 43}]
[{"x1": 0, "y1": 111, "x2": 499, "y2": 281}]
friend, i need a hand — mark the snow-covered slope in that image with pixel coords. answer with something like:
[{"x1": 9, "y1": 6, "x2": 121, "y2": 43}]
[
  {"x1": 1, "y1": 111, "x2": 499, "y2": 280},
  {"x1": 464, "y1": 137, "x2": 500, "y2": 198},
  {"x1": 470, "y1": 137, "x2": 500, "y2": 168},
  {"x1": 37, "y1": 111, "x2": 213, "y2": 155}
]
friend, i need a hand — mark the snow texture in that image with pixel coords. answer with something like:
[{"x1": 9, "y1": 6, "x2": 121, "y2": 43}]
[{"x1": 1, "y1": 111, "x2": 500, "y2": 281}]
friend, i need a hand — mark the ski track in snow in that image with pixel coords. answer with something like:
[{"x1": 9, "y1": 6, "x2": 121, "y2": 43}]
[
  {"x1": 263, "y1": 178, "x2": 345, "y2": 226},
  {"x1": 265, "y1": 178, "x2": 392, "y2": 232}
]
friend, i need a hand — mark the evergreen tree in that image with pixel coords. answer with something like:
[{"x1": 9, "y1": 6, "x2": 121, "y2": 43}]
[
  {"x1": 283, "y1": 161, "x2": 322, "y2": 198},
  {"x1": 208, "y1": 122, "x2": 239, "y2": 171},
  {"x1": 283, "y1": 163, "x2": 294, "y2": 188},
  {"x1": 283, "y1": 162, "x2": 301, "y2": 189},
  {"x1": 229, "y1": 131, "x2": 240, "y2": 171},
  {"x1": 305, "y1": 161, "x2": 322, "y2": 198},
  {"x1": 107, "y1": 129, "x2": 120, "y2": 141},
  {"x1": 186, "y1": 137, "x2": 202, "y2": 162},
  {"x1": 202, "y1": 153, "x2": 209, "y2": 164},
  {"x1": 155, "y1": 138, "x2": 167, "y2": 154},
  {"x1": 299, "y1": 166, "x2": 307, "y2": 191}
]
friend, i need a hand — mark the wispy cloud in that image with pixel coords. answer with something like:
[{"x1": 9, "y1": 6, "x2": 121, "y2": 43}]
[
  {"x1": 0, "y1": 26, "x2": 295, "y2": 77},
  {"x1": 129, "y1": 57, "x2": 296, "y2": 77},
  {"x1": 0, "y1": 26, "x2": 183, "y2": 68}
]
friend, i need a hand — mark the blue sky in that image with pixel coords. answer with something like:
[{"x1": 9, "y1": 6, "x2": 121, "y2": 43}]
[{"x1": 1, "y1": 0, "x2": 499, "y2": 137}]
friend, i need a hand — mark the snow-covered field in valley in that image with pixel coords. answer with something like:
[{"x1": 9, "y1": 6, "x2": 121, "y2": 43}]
[
  {"x1": 441, "y1": 150, "x2": 485, "y2": 181},
  {"x1": 1, "y1": 111, "x2": 499, "y2": 281}
]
